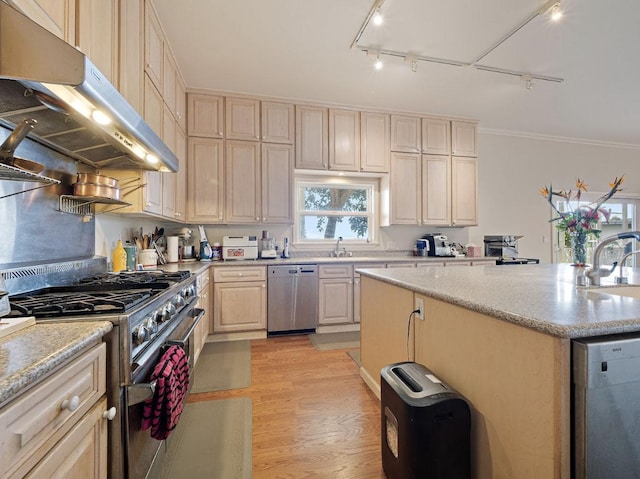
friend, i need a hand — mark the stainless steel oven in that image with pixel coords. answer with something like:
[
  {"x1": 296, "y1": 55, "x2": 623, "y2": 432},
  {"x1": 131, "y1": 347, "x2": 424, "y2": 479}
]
[{"x1": 3, "y1": 261, "x2": 201, "y2": 479}]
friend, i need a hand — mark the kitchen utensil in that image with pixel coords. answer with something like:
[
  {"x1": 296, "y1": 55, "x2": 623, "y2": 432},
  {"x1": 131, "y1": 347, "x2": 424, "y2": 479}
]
[
  {"x1": 76, "y1": 172, "x2": 118, "y2": 188},
  {"x1": 73, "y1": 181, "x2": 121, "y2": 200},
  {"x1": 0, "y1": 118, "x2": 45, "y2": 173}
]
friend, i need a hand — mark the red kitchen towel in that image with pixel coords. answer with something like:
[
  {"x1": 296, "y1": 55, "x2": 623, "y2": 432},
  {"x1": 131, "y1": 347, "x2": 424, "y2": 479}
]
[{"x1": 141, "y1": 345, "x2": 190, "y2": 440}]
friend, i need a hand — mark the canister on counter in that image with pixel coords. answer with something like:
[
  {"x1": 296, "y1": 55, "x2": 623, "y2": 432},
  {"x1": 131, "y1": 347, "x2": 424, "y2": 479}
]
[
  {"x1": 124, "y1": 244, "x2": 136, "y2": 271},
  {"x1": 212, "y1": 242, "x2": 222, "y2": 260}
]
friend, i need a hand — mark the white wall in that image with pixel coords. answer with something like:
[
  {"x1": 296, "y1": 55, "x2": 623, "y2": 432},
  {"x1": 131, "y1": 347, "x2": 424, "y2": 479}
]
[
  {"x1": 96, "y1": 132, "x2": 640, "y2": 263},
  {"x1": 471, "y1": 131, "x2": 640, "y2": 262}
]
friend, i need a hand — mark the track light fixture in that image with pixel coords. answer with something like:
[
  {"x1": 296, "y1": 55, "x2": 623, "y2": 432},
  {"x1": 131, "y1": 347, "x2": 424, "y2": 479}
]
[
  {"x1": 372, "y1": 8, "x2": 383, "y2": 26},
  {"x1": 550, "y1": 3, "x2": 563, "y2": 21},
  {"x1": 405, "y1": 55, "x2": 418, "y2": 73},
  {"x1": 374, "y1": 56, "x2": 384, "y2": 70},
  {"x1": 521, "y1": 75, "x2": 534, "y2": 90}
]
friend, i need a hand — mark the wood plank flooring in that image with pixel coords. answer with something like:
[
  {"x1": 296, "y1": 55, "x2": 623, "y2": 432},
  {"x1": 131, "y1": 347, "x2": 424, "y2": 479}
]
[{"x1": 187, "y1": 335, "x2": 386, "y2": 478}]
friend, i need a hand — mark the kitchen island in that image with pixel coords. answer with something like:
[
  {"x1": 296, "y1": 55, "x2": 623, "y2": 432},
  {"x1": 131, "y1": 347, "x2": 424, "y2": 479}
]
[{"x1": 358, "y1": 264, "x2": 640, "y2": 479}]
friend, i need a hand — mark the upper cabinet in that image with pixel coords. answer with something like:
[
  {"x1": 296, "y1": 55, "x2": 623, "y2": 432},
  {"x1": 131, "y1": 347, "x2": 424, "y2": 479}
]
[
  {"x1": 9, "y1": 0, "x2": 76, "y2": 43},
  {"x1": 261, "y1": 102, "x2": 294, "y2": 144},
  {"x1": 187, "y1": 137, "x2": 224, "y2": 223},
  {"x1": 390, "y1": 115, "x2": 420, "y2": 153},
  {"x1": 119, "y1": 0, "x2": 144, "y2": 114},
  {"x1": 328, "y1": 109, "x2": 360, "y2": 172},
  {"x1": 451, "y1": 121, "x2": 478, "y2": 157},
  {"x1": 360, "y1": 111, "x2": 390, "y2": 173},
  {"x1": 188, "y1": 94, "x2": 224, "y2": 138},
  {"x1": 76, "y1": 0, "x2": 119, "y2": 85},
  {"x1": 144, "y1": 2, "x2": 163, "y2": 92},
  {"x1": 422, "y1": 118, "x2": 451, "y2": 155},
  {"x1": 226, "y1": 97, "x2": 260, "y2": 141},
  {"x1": 295, "y1": 105, "x2": 328, "y2": 170}
]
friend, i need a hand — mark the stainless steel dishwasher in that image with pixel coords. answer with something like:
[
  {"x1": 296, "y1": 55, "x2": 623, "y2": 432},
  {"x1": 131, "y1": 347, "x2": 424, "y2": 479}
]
[
  {"x1": 573, "y1": 335, "x2": 640, "y2": 478},
  {"x1": 267, "y1": 265, "x2": 318, "y2": 334}
]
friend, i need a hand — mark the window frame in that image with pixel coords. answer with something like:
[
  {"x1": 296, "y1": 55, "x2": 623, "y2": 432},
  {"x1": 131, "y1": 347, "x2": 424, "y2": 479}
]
[{"x1": 294, "y1": 176, "x2": 379, "y2": 246}]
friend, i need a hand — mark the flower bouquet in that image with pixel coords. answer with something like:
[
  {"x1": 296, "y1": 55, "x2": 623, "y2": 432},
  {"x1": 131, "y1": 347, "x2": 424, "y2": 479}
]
[{"x1": 539, "y1": 176, "x2": 625, "y2": 265}]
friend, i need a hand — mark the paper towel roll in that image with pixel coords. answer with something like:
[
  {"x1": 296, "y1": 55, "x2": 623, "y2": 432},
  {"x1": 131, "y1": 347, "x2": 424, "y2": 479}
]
[{"x1": 167, "y1": 236, "x2": 179, "y2": 263}]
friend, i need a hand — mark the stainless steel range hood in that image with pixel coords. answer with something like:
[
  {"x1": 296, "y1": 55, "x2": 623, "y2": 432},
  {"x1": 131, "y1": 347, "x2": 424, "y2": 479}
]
[{"x1": 0, "y1": 2, "x2": 178, "y2": 172}]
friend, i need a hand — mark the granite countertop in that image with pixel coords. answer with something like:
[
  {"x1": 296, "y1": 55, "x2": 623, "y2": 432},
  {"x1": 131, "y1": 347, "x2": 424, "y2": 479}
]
[
  {"x1": 0, "y1": 321, "x2": 113, "y2": 407},
  {"x1": 357, "y1": 263, "x2": 640, "y2": 339}
]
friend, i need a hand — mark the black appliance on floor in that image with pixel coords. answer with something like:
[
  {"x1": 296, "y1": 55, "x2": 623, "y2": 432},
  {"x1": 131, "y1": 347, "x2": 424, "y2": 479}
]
[{"x1": 381, "y1": 362, "x2": 471, "y2": 479}]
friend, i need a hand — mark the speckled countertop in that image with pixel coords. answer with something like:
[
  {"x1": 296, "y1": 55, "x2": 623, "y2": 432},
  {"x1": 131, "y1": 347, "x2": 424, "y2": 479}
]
[
  {"x1": 0, "y1": 321, "x2": 113, "y2": 407},
  {"x1": 357, "y1": 263, "x2": 640, "y2": 339}
]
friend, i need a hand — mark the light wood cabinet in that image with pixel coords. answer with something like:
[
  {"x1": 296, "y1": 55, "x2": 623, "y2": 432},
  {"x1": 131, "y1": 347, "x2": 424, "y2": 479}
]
[
  {"x1": 451, "y1": 156, "x2": 478, "y2": 226},
  {"x1": 174, "y1": 126, "x2": 187, "y2": 221},
  {"x1": 0, "y1": 343, "x2": 107, "y2": 479},
  {"x1": 188, "y1": 94, "x2": 224, "y2": 138},
  {"x1": 451, "y1": 120, "x2": 478, "y2": 157},
  {"x1": 261, "y1": 101, "x2": 294, "y2": 144},
  {"x1": 161, "y1": 105, "x2": 177, "y2": 219},
  {"x1": 360, "y1": 111, "x2": 390, "y2": 173},
  {"x1": 261, "y1": 143, "x2": 293, "y2": 223},
  {"x1": 295, "y1": 105, "x2": 328, "y2": 169},
  {"x1": 422, "y1": 154, "x2": 451, "y2": 226},
  {"x1": 422, "y1": 118, "x2": 451, "y2": 155},
  {"x1": 390, "y1": 115, "x2": 420, "y2": 153},
  {"x1": 213, "y1": 266, "x2": 267, "y2": 333},
  {"x1": 175, "y1": 72, "x2": 187, "y2": 132},
  {"x1": 143, "y1": 1, "x2": 163, "y2": 92},
  {"x1": 329, "y1": 109, "x2": 360, "y2": 171},
  {"x1": 195, "y1": 268, "x2": 211, "y2": 363},
  {"x1": 9, "y1": 0, "x2": 76, "y2": 43},
  {"x1": 76, "y1": 0, "x2": 118, "y2": 85},
  {"x1": 387, "y1": 152, "x2": 421, "y2": 225},
  {"x1": 353, "y1": 263, "x2": 385, "y2": 323},
  {"x1": 118, "y1": 0, "x2": 144, "y2": 114},
  {"x1": 318, "y1": 264, "x2": 353, "y2": 325},
  {"x1": 144, "y1": 74, "x2": 163, "y2": 137},
  {"x1": 162, "y1": 48, "x2": 177, "y2": 118},
  {"x1": 187, "y1": 137, "x2": 224, "y2": 223},
  {"x1": 226, "y1": 97, "x2": 260, "y2": 141}
]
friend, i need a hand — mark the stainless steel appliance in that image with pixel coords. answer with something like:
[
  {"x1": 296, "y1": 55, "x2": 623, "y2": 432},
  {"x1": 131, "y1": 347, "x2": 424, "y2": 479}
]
[
  {"x1": 267, "y1": 265, "x2": 318, "y2": 333},
  {"x1": 484, "y1": 235, "x2": 539, "y2": 265},
  {"x1": 423, "y1": 234, "x2": 455, "y2": 257},
  {"x1": 4, "y1": 260, "x2": 202, "y2": 479},
  {"x1": 573, "y1": 335, "x2": 640, "y2": 479},
  {"x1": 222, "y1": 235, "x2": 258, "y2": 260},
  {"x1": 0, "y1": 2, "x2": 178, "y2": 172}
]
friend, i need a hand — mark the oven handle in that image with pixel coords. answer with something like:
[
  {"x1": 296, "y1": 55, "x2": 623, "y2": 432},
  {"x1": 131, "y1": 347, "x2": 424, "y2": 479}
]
[
  {"x1": 127, "y1": 380, "x2": 157, "y2": 407},
  {"x1": 164, "y1": 308, "x2": 204, "y2": 349}
]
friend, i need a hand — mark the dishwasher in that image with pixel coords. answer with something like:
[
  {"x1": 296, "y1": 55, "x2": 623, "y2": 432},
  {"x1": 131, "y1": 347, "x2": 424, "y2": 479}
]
[
  {"x1": 573, "y1": 335, "x2": 640, "y2": 478},
  {"x1": 267, "y1": 265, "x2": 318, "y2": 334}
]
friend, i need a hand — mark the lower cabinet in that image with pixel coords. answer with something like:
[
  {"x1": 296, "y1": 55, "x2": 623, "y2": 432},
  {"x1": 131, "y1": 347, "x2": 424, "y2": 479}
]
[
  {"x1": 0, "y1": 343, "x2": 108, "y2": 479},
  {"x1": 318, "y1": 264, "x2": 353, "y2": 325},
  {"x1": 194, "y1": 268, "x2": 211, "y2": 363},
  {"x1": 213, "y1": 266, "x2": 266, "y2": 333}
]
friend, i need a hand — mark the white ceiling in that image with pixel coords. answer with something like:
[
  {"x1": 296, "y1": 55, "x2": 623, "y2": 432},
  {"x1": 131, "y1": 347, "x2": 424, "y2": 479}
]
[{"x1": 152, "y1": 0, "x2": 640, "y2": 146}]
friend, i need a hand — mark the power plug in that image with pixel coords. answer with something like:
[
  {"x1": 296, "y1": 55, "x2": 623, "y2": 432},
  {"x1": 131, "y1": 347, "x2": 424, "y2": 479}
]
[{"x1": 414, "y1": 297, "x2": 424, "y2": 320}]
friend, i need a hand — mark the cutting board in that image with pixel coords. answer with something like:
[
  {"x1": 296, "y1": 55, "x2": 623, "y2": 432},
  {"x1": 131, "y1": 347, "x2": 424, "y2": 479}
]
[{"x1": 0, "y1": 316, "x2": 36, "y2": 339}]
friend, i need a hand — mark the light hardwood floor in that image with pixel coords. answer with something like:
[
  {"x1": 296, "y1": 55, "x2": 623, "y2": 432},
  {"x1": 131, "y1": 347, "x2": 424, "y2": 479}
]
[{"x1": 187, "y1": 335, "x2": 386, "y2": 478}]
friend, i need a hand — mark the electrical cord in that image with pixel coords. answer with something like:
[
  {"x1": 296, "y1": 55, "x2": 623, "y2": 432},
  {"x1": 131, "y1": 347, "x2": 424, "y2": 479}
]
[{"x1": 407, "y1": 309, "x2": 421, "y2": 361}]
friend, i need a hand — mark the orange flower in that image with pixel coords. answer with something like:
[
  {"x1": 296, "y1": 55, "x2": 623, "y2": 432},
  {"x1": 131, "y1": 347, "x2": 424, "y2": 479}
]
[
  {"x1": 609, "y1": 176, "x2": 625, "y2": 189},
  {"x1": 539, "y1": 186, "x2": 549, "y2": 197},
  {"x1": 576, "y1": 178, "x2": 588, "y2": 192}
]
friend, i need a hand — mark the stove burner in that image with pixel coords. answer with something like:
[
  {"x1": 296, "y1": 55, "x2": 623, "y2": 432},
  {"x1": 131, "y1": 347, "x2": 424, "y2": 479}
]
[
  {"x1": 8, "y1": 289, "x2": 154, "y2": 318},
  {"x1": 77, "y1": 271, "x2": 190, "y2": 288}
]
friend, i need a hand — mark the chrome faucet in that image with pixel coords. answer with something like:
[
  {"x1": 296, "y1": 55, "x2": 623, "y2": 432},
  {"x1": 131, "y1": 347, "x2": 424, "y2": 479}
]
[
  {"x1": 332, "y1": 236, "x2": 347, "y2": 257},
  {"x1": 615, "y1": 249, "x2": 640, "y2": 284},
  {"x1": 583, "y1": 231, "x2": 640, "y2": 286}
]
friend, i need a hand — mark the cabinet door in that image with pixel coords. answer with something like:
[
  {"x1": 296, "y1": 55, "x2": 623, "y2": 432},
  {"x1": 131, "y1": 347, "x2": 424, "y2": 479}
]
[
  {"x1": 261, "y1": 101, "x2": 294, "y2": 144},
  {"x1": 353, "y1": 276, "x2": 361, "y2": 323},
  {"x1": 422, "y1": 118, "x2": 451, "y2": 155},
  {"x1": 24, "y1": 398, "x2": 108, "y2": 479},
  {"x1": 225, "y1": 140, "x2": 260, "y2": 223},
  {"x1": 226, "y1": 97, "x2": 260, "y2": 141},
  {"x1": 390, "y1": 115, "x2": 420, "y2": 153},
  {"x1": 175, "y1": 71, "x2": 187, "y2": 131},
  {"x1": 188, "y1": 94, "x2": 224, "y2": 138},
  {"x1": 213, "y1": 281, "x2": 267, "y2": 332},
  {"x1": 10, "y1": 0, "x2": 76, "y2": 43},
  {"x1": 144, "y1": 2, "x2": 163, "y2": 91},
  {"x1": 76, "y1": 0, "x2": 118, "y2": 85},
  {"x1": 262, "y1": 143, "x2": 293, "y2": 223},
  {"x1": 389, "y1": 152, "x2": 421, "y2": 225},
  {"x1": 295, "y1": 105, "x2": 328, "y2": 169},
  {"x1": 143, "y1": 171, "x2": 163, "y2": 215},
  {"x1": 452, "y1": 157, "x2": 477, "y2": 226},
  {"x1": 451, "y1": 121, "x2": 478, "y2": 157},
  {"x1": 174, "y1": 126, "x2": 186, "y2": 221},
  {"x1": 118, "y1": 0, "x2": 143, "y2": 114},
  {"x1": 360, "y1": 111, "x2": 390, "y2": 173},
  {"x1": 143, "y1": 75, "x2": 163, "y2": 137},
  {"x1": 422, "y1": 155, "x2": 451, "y2": 226},
  {"x1": 161, "y1": 106, "x2": 177, "y2": 219},
  {"x1": 329, "y1": 109, "x2": 360, "y2": 171},
  {"x1": 162, "y1": 48, "x2": 177, "y2": 116},
  {"x1": 319, "y1": 278, "x2": 353, "y2": 325},
  {"x1": 187, "y1": 137, "x2": 224, "y2": 223}
]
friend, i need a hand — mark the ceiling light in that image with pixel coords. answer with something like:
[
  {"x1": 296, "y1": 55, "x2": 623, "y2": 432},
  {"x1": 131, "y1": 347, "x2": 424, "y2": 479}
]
[
  {"x1": 550, "y1": 4, "x2": 563, "y2": 21},
  {"x1": 374, "y1": 56, "x2": 383, "y2": 70},
  {"x1": 372, "y1": 9, "x2": 383, "y2": 26}
]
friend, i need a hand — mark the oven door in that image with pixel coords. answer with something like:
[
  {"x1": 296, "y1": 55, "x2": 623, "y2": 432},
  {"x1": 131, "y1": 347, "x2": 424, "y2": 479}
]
[{"x1": 125, "y1": 307, "x2": 204, "y2": 479}]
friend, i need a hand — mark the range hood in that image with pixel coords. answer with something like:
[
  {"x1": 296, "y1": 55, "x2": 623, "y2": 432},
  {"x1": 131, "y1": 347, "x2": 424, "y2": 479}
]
[{"x1": 0, "y1": 2, "x2": 178, "y2": 172}]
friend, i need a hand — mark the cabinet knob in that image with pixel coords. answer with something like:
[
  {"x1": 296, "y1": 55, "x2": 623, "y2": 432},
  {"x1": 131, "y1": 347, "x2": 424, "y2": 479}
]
[
  {"x1": 262, "y1": 217, "x2": 266, "y2": 221},
  {"x1": 61, "y1": 395, "x2": 80, "y2": 412},
  {"x1": 256, "y1": 217, "x2": 260, "y2": 221},
  {"x1": 262, "y1": 136, "x2": 266, "y2": 140},
  {"x1": 262, "y1": 284, "x2": 266, "y2": 288},
  {"x1": 103, "y1": 407, "x2": 117, "y2": 421},
  {"x1": 218, "y1": 131, "x2": 223, "y2": 136}
]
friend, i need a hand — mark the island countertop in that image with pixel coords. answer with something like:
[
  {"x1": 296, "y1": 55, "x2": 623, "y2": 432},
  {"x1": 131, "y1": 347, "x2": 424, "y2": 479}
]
[{"x1": 357, "y1": 263, "x2": 640, "y2": 339}]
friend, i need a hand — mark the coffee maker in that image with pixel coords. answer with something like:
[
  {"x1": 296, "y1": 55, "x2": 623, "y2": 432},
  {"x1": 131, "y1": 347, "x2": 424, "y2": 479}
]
[{"x1": 423, "y1": 234, "x2": 455, "y2": 257}]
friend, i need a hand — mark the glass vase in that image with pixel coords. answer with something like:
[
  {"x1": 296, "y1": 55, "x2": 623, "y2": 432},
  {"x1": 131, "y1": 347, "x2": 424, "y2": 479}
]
[{"x1": 570, "y1": 231, "x2": 589, "y2": 266}]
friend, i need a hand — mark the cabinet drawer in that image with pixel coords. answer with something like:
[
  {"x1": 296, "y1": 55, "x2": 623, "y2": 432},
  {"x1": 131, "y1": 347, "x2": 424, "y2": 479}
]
[
  {"x1": 319, "y1": 264, "x2": 353, "y2": 278},
  {"x1": 214, "y1": 266, "x2": 266, "y2": 282},
  {"x1": 353, "y1": 263, "x2": 386, "y2": 278},
  {"x1": 0, "y1": 343, "x2": 106, "y2": 479}
]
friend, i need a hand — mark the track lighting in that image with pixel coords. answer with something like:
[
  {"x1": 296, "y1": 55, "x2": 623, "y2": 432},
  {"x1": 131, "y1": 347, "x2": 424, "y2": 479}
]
[
  {"x1": 372, "y1": 8, "x2": 383, "y2": 26},
  {"x1": 404, "y1": 55, "x2": 418, "y2": 73},
  {"x1": 550, "y1": 4, "x2": 563, "y2": 21},
  {"x1": 521, "y1": 75, "x2": 534, "y2": 90},
  {"x1": 374, "y1": 56, "x2": 384, "y2": 70}
]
